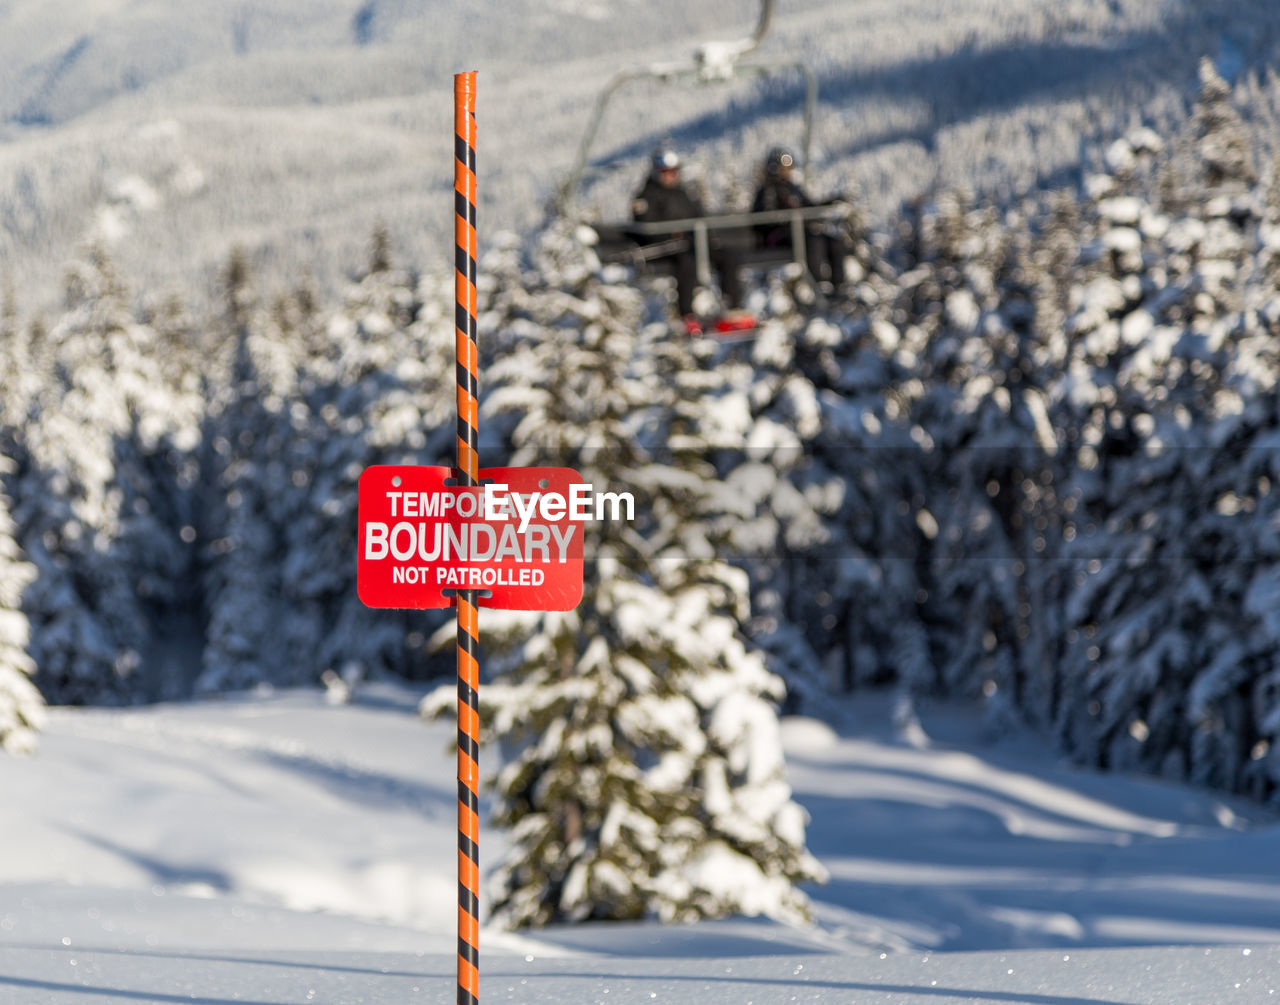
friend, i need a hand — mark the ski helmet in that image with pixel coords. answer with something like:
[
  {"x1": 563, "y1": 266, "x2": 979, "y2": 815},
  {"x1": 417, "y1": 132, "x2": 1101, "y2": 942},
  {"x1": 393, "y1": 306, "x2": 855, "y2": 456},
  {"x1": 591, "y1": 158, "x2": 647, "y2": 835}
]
[
  {"x1": 765, "y1": 146, "x2": 796, "y2": 177},
  {"x1": 650, "y1": 146, "x2": 681, "y2": 176}
]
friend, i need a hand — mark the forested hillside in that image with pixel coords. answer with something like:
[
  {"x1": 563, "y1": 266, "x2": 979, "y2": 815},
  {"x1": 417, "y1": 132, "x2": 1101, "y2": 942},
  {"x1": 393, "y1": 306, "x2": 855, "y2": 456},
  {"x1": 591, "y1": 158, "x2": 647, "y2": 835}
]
[
  {"x1": 4, "y1": 0, "x2": 1280, "y2": 313},
  {"x1": 4, "y1": 57, "x2": 1280, "y2": 819}
]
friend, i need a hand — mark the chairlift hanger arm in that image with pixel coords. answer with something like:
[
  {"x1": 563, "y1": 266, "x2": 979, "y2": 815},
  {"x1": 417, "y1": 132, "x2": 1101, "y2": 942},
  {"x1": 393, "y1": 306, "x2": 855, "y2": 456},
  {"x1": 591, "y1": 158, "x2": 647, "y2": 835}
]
[
  {"x1": 558, "y1": 57, "x2": 817, "y2": 215},
  {"x1": 556, "y1": 0, "x2": 817, "y2": 215},
  {"x1": 751, "y1": 0, "x2": 776, "y2": 50},
  {"x1": 558, "y1": 66, "x2": 655, "y2": 212}
]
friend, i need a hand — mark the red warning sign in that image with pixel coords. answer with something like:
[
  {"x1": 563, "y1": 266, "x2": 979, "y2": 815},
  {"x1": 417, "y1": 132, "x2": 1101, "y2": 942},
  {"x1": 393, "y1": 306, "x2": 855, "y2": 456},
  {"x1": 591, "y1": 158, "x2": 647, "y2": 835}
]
[{"x1": 357, "y1": 465, "x2": 585, "y2": 611}]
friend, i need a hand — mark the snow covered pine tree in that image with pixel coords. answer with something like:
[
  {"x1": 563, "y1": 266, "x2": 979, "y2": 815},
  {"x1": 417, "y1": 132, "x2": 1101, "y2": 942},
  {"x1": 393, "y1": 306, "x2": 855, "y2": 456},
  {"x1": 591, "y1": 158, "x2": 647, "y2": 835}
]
[
  {"x1": 423, "y1": 225, "x2": 824, "y2": 927},
  {"x1": 0, "y1": 450, "x2": 44, "y2": 753},
  {"x1": 286, "y1": 242, "x2": 458, "y2": 681},
  {"x1": 12, "y1": 247, "x2": 200, "y2": 704}
]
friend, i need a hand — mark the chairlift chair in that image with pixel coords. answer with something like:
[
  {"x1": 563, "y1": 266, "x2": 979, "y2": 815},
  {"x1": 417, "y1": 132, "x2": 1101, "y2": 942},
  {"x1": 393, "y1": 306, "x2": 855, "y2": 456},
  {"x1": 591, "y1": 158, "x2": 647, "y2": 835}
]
[{"x1": 556, "y1": 0, "x2": 847, "y2": 294}]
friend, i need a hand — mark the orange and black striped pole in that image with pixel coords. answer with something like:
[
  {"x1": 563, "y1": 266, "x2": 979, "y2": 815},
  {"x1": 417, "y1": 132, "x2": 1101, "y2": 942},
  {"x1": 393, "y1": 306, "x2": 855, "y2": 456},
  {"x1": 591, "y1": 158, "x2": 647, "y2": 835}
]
[{"x1": 453, "y1": 70, "x2": 481, "y2": 1005}]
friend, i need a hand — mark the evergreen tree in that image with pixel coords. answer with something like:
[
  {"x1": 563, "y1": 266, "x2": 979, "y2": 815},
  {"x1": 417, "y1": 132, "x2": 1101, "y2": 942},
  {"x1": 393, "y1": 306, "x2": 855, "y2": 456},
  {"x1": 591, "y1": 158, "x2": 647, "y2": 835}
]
[
  {"x1": 0, "y1": 450, "x2": 43, "y2": 753},
  {"x1": 425, "y1": 225, "x2": 824, "y2": 927},
  {"x1": 723, "y1": 305, "x2": 922, "y2": 705},
  {"x1": 1050, "y1": 119, "x2": 1280, "y2": 795},
  {"x1": 13, "y1": 247, "x2": 197, "y2": 703},
  {"x1": 1193, "y1": 57, "x2": 1256, "y2": 194},
  {"x1": 198, "y1": 251, "x2": 301, "y2": 692},
  {"x1": 287, "y1": 246, "x2": 457, "y2": 681}
]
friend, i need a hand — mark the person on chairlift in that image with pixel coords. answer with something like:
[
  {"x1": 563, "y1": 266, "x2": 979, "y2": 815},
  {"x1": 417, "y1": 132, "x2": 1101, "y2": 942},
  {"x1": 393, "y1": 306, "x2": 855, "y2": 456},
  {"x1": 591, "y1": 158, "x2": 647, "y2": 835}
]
[
  {"x1": 752, "y1": 146, "x2": 849, "y2": 295},
  {"x1": 631, "y1": 147, "x2": 755, "y2": 336}
]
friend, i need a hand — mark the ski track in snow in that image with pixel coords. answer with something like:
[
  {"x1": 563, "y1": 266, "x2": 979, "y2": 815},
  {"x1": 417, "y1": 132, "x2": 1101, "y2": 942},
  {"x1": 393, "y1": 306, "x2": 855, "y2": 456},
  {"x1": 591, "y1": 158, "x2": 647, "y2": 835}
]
[{"x1": 0, "y1": 943, "x2": 1277, "y2": 1004}]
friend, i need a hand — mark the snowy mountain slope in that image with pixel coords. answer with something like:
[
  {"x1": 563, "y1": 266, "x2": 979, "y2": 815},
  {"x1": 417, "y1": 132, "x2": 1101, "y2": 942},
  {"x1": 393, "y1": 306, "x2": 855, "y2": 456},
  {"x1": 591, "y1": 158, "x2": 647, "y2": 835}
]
[
  {"x1": 3, "y1": 0, "x2": 1279, "y2": 315},
  {"x1": 0, "y1": 687, "x2": 487, "y2": 936},
  {"x1": 0, "y1": 0, "x2": 763, "y2": 126},
  {"x1": 0, "y1": 685, "x2": 1277, "y2": 1001}
]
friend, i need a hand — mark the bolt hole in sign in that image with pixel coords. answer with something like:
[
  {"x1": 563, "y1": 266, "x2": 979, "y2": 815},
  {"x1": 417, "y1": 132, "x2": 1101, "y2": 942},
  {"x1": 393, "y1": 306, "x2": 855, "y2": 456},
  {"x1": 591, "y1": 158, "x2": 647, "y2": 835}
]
[{"x1": 357, "y1": 465, "x2": 585, "y2": 611}]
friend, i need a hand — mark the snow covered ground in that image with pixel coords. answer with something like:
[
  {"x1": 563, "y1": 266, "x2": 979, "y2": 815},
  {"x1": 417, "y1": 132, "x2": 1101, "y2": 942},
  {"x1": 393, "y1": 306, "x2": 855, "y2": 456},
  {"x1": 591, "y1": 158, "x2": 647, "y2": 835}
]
[{"x1": 2, "y1": 684, "x2": 1277, "y2": 1002}]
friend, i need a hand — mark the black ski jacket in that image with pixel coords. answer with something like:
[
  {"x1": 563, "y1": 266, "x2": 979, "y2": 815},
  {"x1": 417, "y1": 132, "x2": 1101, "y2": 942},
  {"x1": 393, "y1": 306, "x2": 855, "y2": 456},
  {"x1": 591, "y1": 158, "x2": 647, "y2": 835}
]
[
  {"x1": 631, "y1": 178, "x2": 704, "y2": 241},
  {"x1": 752, "y1": 177, "x2": 816, "y2": 246}
]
